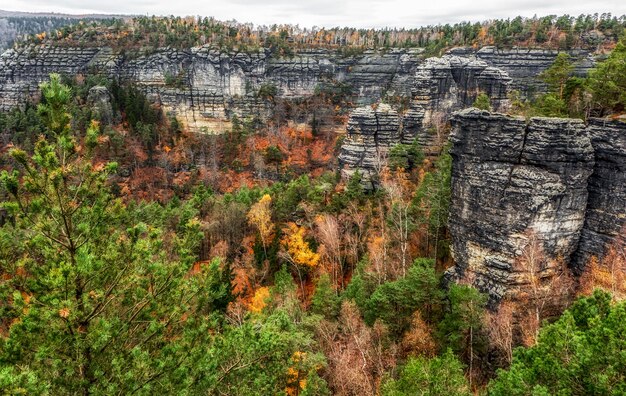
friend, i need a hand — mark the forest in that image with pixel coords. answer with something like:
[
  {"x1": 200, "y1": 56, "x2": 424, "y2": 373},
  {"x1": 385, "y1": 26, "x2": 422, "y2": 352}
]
[
  {"x1": 1, "y1": 14, "x2": 626, "y2": 396},
  {"x1": 19, "y1": 13, "x2": 626, "y2": 56}
]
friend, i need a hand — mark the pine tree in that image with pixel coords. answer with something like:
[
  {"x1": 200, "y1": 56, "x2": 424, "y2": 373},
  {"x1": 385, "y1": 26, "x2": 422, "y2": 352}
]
[{"x1": 0, "y1": 75, "x2": 231, "y2": 394}]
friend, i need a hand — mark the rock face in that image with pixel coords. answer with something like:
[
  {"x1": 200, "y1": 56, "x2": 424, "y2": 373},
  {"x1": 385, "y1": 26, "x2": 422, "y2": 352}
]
[
  {"x1": 338, "y1": 104, "x2": 401, "y2": 188},
  {"x1": 339, "y1": 56, "x2": 511, "y2": 185},
  {"x1": 1, "y1": 43, "x2": 596, "y2": 136},
  {"x1": 448, "y1": 46, "x2": 595, "y2": 95},
  {"x1": 403, "y1": 55, "x2": 511, "y2": 151},
  {"x1": 573, "y1": 119, "x2": 626, "y2": 272},
  {"x1": 447, "y1": 109, "x2": 626, "y2": 304},
  {"x1": 0, "y1": 45, "x2": 424, "y2": 132},
  {"x1": 87, "y1": 85, "x2": 115, "y2": 125}
]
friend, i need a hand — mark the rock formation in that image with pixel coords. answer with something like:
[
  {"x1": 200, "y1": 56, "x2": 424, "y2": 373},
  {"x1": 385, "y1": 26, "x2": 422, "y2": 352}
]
[
  {"x1": 447, "y1": 46, "x2": 595, "y2": 95},
  {"x1": 87, "y1": 85, "x2": 115, "y2": 125},
  {"x1": 339, "y1": 55, "x2": 511, "y2": 185},
  {"x1": 447, "y1": 108, "x2": 626, "y2": 304},
  {"x1": 573, "y1": 118, "x2": 626, "y2": 272},
  {"x1": 0, "y1": 45, "x2": 424, "y2": 132},
  {"x1": 338, "y1": 103, "x2": 401, "y2": 188},
  {"x1": 0, "y1": 43, "x2": 597, "y2": 135}
]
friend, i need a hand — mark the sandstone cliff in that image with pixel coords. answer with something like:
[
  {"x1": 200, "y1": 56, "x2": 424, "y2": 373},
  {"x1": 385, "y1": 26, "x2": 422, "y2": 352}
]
[
  {"x1": 0, "y1": 45, "x2": 424, "y2": 132},
  {"x1": 447, "y1": 108, "x2": 626, "y2": 303},
  {"x1": 573, "y1": 118, "x2": 626, "y2": 272},
  {"x1": 338, "y1": 55, "x2": 511, "y2": 185},
  {"x1": 0, "y1": 43, "x2": 597, "y2": 136},
  {"x1": 448, "y1": 46, "x2": 595, "y2": 95}
]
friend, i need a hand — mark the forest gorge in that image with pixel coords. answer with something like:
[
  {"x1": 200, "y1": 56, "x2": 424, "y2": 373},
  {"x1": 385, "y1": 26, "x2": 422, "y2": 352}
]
[{"x1": 0, "y1": 12, "x2": 626, "y2": 395}]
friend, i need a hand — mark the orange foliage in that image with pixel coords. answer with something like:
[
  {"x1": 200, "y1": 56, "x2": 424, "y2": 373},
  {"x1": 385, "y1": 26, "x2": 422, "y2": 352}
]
[
  {"x1": 400, "y1": 311, "x2": 437, "y2": 358},
  {"x1": 579, "y1": 234, "x2": 626, "y2": 300}
]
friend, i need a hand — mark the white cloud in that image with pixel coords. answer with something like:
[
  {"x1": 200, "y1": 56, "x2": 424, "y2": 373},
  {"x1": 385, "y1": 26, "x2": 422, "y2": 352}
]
[{"x1": 3, "y1": 0, "x2": 625, "y2": 28}]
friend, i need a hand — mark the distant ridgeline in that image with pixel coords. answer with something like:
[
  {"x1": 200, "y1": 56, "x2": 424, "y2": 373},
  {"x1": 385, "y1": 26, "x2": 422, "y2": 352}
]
[
  {"x1": 12, "y1": 13, "x2": 626, "y2": 56},
  {"x1": 0, "y1": 11, "x2": 124, "y2": 52}
]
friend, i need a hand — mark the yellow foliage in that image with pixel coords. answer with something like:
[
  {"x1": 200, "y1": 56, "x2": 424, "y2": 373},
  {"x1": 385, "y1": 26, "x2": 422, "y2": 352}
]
[
  {"x1": 247, "y1": 194, "x2": 274, "y2": 249},
  {"x1": 248, "y1": 286, "x2": 270, "y2": 313},
  {"x1": 285, "y1": 351, "x2": 308, "y2": 396},
  {"x1": 282, "y1": 223, "x2": 320, "y2": 268}
]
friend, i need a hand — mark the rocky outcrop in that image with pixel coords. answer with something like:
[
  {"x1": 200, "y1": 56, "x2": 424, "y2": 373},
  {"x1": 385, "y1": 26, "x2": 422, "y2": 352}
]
[
  {"x1": 573, "y1": 118, "x2": 626, "y2": 272},
  {"x1": 0, "y1": 45, "x2": 424, "y2": 132},
  {"x1": 87, "y1": 85, "x2": 115, "y2": 125},
  {"x1": 447, "y1": 109, "x2": 595, "y2": 303},
  {"x1": 448, "y1": 46, "x2": 595, "y2": 95},
  {"x1": 338, "y1": 104, "x2": 401, "y2": 188},
  {"x1": 403, "y1": 55, "x2": 511, "y2": 151},
  {"x1": 339, "y1": 56, "x2": 511, "y2": 184},
  {"x1": 447, "y1": 109, "x2": 626, "y2": 304}
]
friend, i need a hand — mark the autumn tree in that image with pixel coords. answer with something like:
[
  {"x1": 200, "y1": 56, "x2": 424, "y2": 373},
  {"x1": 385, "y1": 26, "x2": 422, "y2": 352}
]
[
  {"x1": 512, "y1": 231, "x2": 574, "y2": 345},
  {"x1": 247, "y1": 193, "x2": 274, "y2": 259},
  {"x1": 315, "y1": 214, "x2": 345, "y2": 288},
  {"x1": 281, "y1": 222, "x2": 320, "y2": 295},
  {"x1": 484, "y1": 300, "x2": 515, "y2": 366},
  {"x1": 315, "y1": 301, "x2": 396, "y2": 396},
  {"x1": 579, "y1": 230, "x2": 626, "y2": 300},
  {"x1": 400, "y1": 311, "x2": 437, "y2": 358},
  {"x1": 282, "y1": 222, "x2": 320, "y2": 269}
]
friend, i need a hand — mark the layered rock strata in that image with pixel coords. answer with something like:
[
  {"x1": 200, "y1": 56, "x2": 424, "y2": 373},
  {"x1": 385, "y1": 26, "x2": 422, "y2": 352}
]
[
  {"x1": 573, "y1": 118, "x2": 626, "y2": 272},
  {"x1": 1, "y1": 43, "x2": 596, "y2": 135},
  {"x1": 448, "y1": 47, "x2": 595, "y2": 95},
  {"x1": 339, "y1": 56, "x2": 511, "y2": 184},
  {"x1": 447, "y1": 109, "x2": 626, "y2": 304},
  {"x1": 0, "y1": 45, "x2": 424, "y2": 132},
  {"x1": 338, "y1": 103, "x2": 401, "y2": 188}
]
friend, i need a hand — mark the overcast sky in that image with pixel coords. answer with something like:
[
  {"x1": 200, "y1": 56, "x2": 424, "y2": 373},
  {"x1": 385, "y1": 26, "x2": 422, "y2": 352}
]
[{"x1": 4, "y1": 0, "x2": 626, "y2": 29}]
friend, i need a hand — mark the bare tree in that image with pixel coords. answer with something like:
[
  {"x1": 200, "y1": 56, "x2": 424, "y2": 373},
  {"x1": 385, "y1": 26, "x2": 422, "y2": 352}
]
[
  {"x1": 579, "y1": 228, "x2": 626, "y2": 300},
  {"x1": 485, "y1": 301, "x2": 514, "y2": 365},
  {"x1": 315, "y1": 301, "x2": 397, "y2": 396},
  {"x1": 380, "y1": 168, "x2": 414, "y2": 277},
  {"x1": 512, "y1": 231, "x2": 574, "y2": 345},
  {"x1": 315, "y1": 214, "x2": 345, "y2": 288}
]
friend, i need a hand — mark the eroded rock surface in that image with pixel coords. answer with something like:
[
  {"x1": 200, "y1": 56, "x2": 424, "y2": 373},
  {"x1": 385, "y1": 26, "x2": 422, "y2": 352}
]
[
  {"x1": 0, "y1": 45, "x2": 424, "y2": 132},
  {"x1": 446, "y1": 109, "x2": 595, "y2": 303},
  {"x1": 448, "y1": 46, "x2": 595, "y2": 95},
  {"x1": 339, "y1": 56, "x2": 511, "y2": 185},
  {"x1": 87, "y1": 85, "x2": 115, "y2": 125},
  {"x1": 573, "y1": 119, "x2": 626, "y2": 272},
  {"x1": 338, "y1": 104, "x2": 401, "y2": 188}
]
